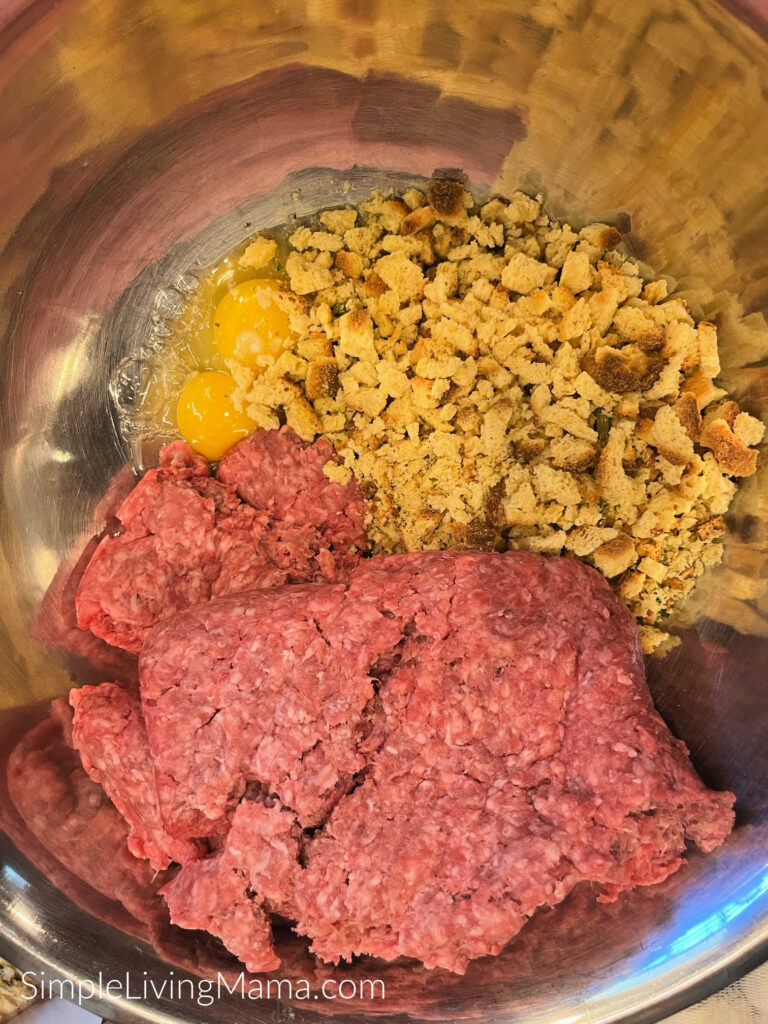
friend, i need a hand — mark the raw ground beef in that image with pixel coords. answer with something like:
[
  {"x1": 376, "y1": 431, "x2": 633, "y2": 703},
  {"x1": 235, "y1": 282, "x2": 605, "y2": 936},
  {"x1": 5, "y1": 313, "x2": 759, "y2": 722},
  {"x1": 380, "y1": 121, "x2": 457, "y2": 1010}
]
[
  {"x1": 75, "y1": 427, "x2": 366, "y2": 653},
  {"x1": 137, "y1": 549, "x2": 734, "y2": 974},
  {"x1": 2, "y1": 702, "x2": 264, "y2": 984},
  {"x1": 5, "y1": 700, "x2": 164, "y2": 926},
  {"x1": 29, "y1": 466, "x2": 139, "y2": 680},
  {"x1": 160, "y1": 800, "x2": 300, "y2": 974},
  {"x1": 217, "y1": 424, "x2": 365, "y2": 552},
  {"x1": 70, "y1": 682, "x2": 201, "y2": 871},
  {"x1": 140, "y1": 578, "x2": 403, "y2": 838}
]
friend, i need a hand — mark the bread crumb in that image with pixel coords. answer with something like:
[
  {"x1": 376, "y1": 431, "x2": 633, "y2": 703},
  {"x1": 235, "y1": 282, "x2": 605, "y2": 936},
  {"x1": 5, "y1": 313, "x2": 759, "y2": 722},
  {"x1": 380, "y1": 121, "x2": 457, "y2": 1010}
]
[
  {"x1": 239, "y1": 237, "x2": 278, "y2": 270},
  {"x1": 592, "y1": 534, "x2": 638, "y2": 577},
  {"x1": 286, "y1": 251, "x2": 334, "y2": 295},
  {"x1": 320, "y1": 208, "x2": 358, "y2": 234},
  {"x1": 733, "y1": 411, "x2": 765, "y2": 448},
  {"x1": 375, "y1": 252, "x2": 425, "y2": 302},
  {"x1": 502, "y1": 252, "x2": 556, "y2": 294},
  {"x1": 323, "y1": 459, "x2": 352, "y2": 485},
  {"x1": 700, "y1": 419, "x2": 758, "y2": 477},
  {"x1": 559, "y1": 250, "x2": 592, "y2": 294},
  {"x1": 639, "y1": 625, "x2": 681, "y2": 656}
]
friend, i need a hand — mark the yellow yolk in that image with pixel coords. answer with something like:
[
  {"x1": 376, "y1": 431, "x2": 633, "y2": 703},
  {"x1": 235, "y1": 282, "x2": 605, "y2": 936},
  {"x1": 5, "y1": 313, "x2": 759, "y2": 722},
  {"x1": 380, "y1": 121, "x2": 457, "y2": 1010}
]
[
  {"x1": 176, "y1": 371, "x2": 256, "y2": 461},
  {"x1": 213, "y1": 278, "x2": 295, "y2": 367}
]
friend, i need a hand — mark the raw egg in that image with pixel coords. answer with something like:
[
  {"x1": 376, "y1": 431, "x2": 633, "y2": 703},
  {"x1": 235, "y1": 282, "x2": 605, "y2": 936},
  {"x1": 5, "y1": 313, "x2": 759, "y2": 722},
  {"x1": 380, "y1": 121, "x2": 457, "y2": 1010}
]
[
  {"x1": 176, "y1": 370, "x2": 256, "y2": 461},
  {"x1": 213, "y1": 278, "x2": 295, "y2": 367}
]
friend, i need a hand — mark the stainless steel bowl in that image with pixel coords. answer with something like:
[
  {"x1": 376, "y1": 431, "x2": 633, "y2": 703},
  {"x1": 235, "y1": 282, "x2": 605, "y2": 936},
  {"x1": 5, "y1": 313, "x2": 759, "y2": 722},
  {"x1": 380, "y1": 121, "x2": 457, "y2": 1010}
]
[{"x1": 1, "y1": 1, "x2": 767, "y2": 1022}]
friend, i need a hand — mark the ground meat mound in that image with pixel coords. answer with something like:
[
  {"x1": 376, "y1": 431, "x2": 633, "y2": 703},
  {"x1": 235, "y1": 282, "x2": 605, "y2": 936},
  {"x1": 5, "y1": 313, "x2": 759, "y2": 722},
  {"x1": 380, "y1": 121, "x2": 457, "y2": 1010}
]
[
  {"x1": 6, "y1": 701, "x2": 163, "y2": 926},
  {"x1": 217, "y1": 425, "x2": 365, "y2": 552},
  {"x1": 134, "y1": 550, "x2": 734, "y2": 974},
  {"x1": 140, "y1": 580, "x2": 401, "y2": 838},
  {"x1": 75, "y1": 427, "x2": 367, "y2": 653},
  {"x1": 70, "y1": 683, "x2": 201, "y2": 871},
  {"x1": 160, "y1": 801, "x2": 299, "y2": 974}
]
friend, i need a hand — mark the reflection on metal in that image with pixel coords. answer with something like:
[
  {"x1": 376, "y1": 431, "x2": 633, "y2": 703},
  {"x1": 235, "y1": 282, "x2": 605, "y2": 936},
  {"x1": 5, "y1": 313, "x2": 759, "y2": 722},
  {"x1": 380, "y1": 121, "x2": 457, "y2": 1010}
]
[{"x1": 0, "y1": 0, "x2": 766, "y2": 1022}]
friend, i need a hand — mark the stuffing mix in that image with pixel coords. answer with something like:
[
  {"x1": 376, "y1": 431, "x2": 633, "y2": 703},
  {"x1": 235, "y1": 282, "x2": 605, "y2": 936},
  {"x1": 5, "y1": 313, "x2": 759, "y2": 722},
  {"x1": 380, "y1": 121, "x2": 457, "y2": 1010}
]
[{"x1": 182, "y1": 180, "x2": 762, "y2": 654}]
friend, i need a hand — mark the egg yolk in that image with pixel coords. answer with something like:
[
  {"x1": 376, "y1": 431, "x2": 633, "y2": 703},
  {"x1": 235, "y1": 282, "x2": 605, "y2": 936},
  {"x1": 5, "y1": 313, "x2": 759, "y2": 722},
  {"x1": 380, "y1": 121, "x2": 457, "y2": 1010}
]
[
  {"x1": 213, "y1": 278, "x2": 295, "y2": 367},
  {"x1": 176, "y1": 371, "x2": 256, "y2": 461}
]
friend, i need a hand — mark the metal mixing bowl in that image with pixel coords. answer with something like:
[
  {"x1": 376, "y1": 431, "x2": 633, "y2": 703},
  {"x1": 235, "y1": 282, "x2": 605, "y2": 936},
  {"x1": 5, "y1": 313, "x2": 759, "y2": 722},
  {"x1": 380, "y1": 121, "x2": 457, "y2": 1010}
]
[{"x1": 1, "y1": 1, "x2": 767, "y2": 1021}]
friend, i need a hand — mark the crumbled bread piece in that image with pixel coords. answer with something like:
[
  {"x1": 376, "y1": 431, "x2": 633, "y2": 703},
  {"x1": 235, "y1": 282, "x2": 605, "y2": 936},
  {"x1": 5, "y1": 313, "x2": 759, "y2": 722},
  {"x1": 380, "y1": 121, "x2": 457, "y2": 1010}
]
[
  {"x1": 533, "y1": 464, "x2": 581, "y2": 506},
  {"x1": 699, "y1": 419, "x2": 758, "y2": 477},
  {"x1": 468, "y1": 216, "x2": 505, "y2": 249},
  {"x1": 284, "y1": 395, "x2": 322, "y2": 440},
  {"x1": 544, "y1": 224, "x2": 578, "y2": 268},
  {"x1": 424, "y1": 262, "x2": 458, "y2": 303},
  {"x1": 733, "y1": 411, "x2": 765, "y2": 447},
  {"x1": 323, "y1": 459, "x2": 352, "y2": 485},
  {"x1": 615, "y1": 396, "x2": 640, "y2": 418},
  {"x1": 682, "y1": 371, "x2": 727, "y2": 410},
  {"x1": 544, "y1": 405, "x2": 598, "y2": 442},
  {"x1": 636, "y1": 538, "x2": 664, "y2": 560},
  {"x1": 696, "y1": 515, "x2": 725, "y2": 541},
  {"x1": 381, "y1": 232, "x2": 434, "y2": 262},
  {"x1": 297, "y1": 335, "x2": 334, "y2": 360},
  {"x1": 320, "y1": 208, "x2": 358, "y2": 234},
  {"x1": 709, "y1": 400, "x2": 740, "y2": 429},
  {"x1": 549, "y1": 436, "x2": 598, "y2": 471},
  {"x1": 305, "y1": 358, "x2": 339, "y2": 400},
  {"x1": 402, "y1": 206, "x2": 436, "y2": 235},
  {"x1": 639, "y1": 556, "x2": 667, "y2": 583},
  {"x1": 559, "y1": 250, "x2": 592, "y2": 294},
  {"x1": 335, "y1": 249, "x2": 364, "y2": 279},
  {"x1": 579, "y1": 223, "x2": 622, "y2": 253},
  {"x1": 582, "y1": 346, "x2": 662, "y2": 394},
  {"x1": 402, "y1": 188, "x2": 427, "y2": 211},
  {"x1": 596, "y1": 424, "x2": 642, "y2": 511},
  {"x1": 371, "y1": 199, "x2": 404, "y2": 234},
  {"x1": 517, "y1": 531, "x2": 567, "y2": 554},
  {"x1": 514, "y1": 437, "x2": 546, "y2": 461},
  {"x1": 415, "y1": 356, "x2": 463, "y2": 380},
  {"x1": 647, "y1": 404, "x2": 695, "y2": 466},
  {"x1": 697, "y1": 321, "x2": 720, "y2": 378},
  {"x1": 618, "y1": 570, "x2": 645, "y2": 601},
  {"x1": 338, "y1": 309, "x2": 378, "y2": 361},
  {"x1": 363, "y1": 272, "x2": 390, "y2": 298},
  {"x1": 588, "y1": 288, "x2": 622, "y2": 336},
  {"x1": 558, "y1": 298, "x2": 592, "y2": 341},
  {"x1": 550, "y1": 285, "x2": 576, "y2": 314},
  {"x1": 239, "y1": 236, "x2": 278, "y2": 270},
  {"x1": 289, "y1": 227, "x2": 344, "y2": 252},
  {"x1": 613, "y1": 306, "x2": 665, "y2": 348},
  {"x1": 501, "y1": 252, "x2": 556, "y2": 294},
  {"x1": 345, "y1": 224, "x2": 384, "y2": 254},
  {"x1": 573, "y1": 369, "x2": 613, "y2": 407},
  {"x1": 641, "y1": 279, "x2": 668, "y2": 304},
  {"x1": 286, "y1": 251, "x2": 334, "y2": 294},
  {"x1": 433, "y1": 317, "x2": 477, "y2": 357},
  {"x1": 674, "y1": 392, "x2": 702, "y2": 441},
  {"x1": 592, "y1": 533, "x2": 638, "y2": 577},
  {"x1": 345, "y1": 386, "x2": 388, "y2": 418},
  {"x1": 565, "y1": 525, "x2": 619, "y2": 557},
  {"x1": 375, "y1": 252, "x2": 425, "y2": 302},
  {"x1": 505, "y1": 191, "x2": 541, "y2": 224},
  {"x1": 427, "y1": 179, "x2": 467, "y2": 220},
  {"x1": 639, "y1": 626, "x2": 681, "y2": 655}
]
